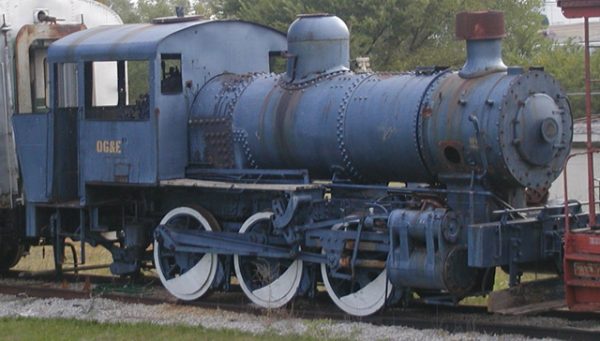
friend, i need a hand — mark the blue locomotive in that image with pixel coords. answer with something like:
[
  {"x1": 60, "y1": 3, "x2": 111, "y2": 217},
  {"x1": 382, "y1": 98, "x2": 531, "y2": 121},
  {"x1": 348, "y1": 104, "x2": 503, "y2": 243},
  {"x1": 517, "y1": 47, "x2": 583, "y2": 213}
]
[{"x1": 12, "y1": 11, "x2": 580, "y2": 316}]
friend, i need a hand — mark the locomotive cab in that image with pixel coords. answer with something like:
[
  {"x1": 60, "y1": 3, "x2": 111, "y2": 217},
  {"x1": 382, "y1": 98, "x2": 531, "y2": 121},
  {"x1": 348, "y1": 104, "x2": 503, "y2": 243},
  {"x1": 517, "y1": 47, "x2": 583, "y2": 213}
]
[{"x1": 13, "y1": 18, "x2": 287, "y2": 274}]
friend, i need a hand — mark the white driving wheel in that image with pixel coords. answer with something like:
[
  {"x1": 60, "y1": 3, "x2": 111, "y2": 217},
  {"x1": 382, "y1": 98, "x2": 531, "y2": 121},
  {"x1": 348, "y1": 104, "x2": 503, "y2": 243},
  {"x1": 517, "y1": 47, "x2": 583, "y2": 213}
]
[
  {"x1": 234, "y1": 212, "x2": 303, "y2": 308},
  {"x1": 321, "y1": 224, "x2": 392, "y2": 316},
  {"x1": 154, "y1": 206, "x2": 220, "y2": 301}
]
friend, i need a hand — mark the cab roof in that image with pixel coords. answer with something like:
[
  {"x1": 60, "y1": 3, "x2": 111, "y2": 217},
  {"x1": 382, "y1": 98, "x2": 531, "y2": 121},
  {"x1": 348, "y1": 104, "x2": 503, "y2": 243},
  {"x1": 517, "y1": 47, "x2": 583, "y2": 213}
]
[{"x1": 48, "y1": 19, "x2": 284, "y2": 62}]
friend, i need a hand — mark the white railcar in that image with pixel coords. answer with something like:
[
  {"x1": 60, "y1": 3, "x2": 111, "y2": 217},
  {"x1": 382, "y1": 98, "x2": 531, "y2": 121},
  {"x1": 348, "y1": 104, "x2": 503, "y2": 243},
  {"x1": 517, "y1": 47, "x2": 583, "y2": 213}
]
[{"x1": 0, "y1": 0, "x2": 121, "y2": 269}]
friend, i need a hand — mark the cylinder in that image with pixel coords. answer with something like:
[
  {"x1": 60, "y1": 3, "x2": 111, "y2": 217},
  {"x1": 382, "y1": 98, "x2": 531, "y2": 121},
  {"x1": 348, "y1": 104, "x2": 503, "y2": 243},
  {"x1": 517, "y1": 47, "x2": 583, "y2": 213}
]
[{"x1": 386, "y1": 208, "x2": 479, "y2": 296}]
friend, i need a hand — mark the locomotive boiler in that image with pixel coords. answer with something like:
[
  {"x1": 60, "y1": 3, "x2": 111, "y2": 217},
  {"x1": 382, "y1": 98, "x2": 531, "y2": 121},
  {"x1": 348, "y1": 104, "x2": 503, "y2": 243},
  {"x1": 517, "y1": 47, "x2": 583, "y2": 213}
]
[
  {"x1": 191, "y1": 12, "x2": 569, "y2": 191},
  {"x1": 12, "y1": 11, "x2": 580, "y2": 317}
]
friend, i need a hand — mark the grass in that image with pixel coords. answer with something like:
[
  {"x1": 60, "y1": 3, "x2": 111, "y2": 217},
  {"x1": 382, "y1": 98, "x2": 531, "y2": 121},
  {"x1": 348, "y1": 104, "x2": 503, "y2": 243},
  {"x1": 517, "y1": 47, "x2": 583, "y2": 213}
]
[
  {"x1": 461, "y1": 270, "x2": 556, "y2": 305},
  {"x1": 0, "y1": 317, "x2": 316, "y2": 341},
  {"x1": 14, "y1": 242, "x2": 121, "y2": 276}
]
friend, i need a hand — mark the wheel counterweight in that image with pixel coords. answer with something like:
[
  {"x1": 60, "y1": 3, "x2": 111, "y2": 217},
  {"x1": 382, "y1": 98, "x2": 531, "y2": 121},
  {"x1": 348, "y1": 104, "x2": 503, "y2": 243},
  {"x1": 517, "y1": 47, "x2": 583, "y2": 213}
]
[
  {"x1": 154, "y1": 206, "x2": 220, "y2": 300},
  {"x1": 234, "y1": 212, "x2": 304, "y2": 308},
  {"x1": 320, "y1": 223, "x2": 393, "y2": 316}
]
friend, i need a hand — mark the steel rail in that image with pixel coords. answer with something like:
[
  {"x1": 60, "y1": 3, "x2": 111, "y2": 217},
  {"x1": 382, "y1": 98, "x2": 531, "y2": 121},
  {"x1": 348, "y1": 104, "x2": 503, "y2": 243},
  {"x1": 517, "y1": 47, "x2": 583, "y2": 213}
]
[{"x1": 0, "y1": 275, "x2": 598, "y2": 340}]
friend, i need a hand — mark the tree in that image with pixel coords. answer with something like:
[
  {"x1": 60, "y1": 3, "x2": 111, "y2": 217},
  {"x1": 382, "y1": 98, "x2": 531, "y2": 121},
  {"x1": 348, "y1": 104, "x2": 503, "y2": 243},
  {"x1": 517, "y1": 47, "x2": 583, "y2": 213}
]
[
  {"x1": 136, "y1": 0, "x2": 188, "y2": 22},
  {"x1": 211, "y1": 0, "x2": 547, "y2": 70},
  {"x1": 535, "y1": 41, "x2": 600, "y2": 118},
  {"x1": 194, "y1": 1, "x2": 215, "y2": 17},
  {"x1": 101, "y1": 0, "x2": 595, "y2": 117},
  {"x1": 212, "y1": 0, "x2": 600, "y2": 117},
  {"x1": 97, "y1": 0, "x2": 140, "y2": 23},
  {"x1": 99, "y1": 0, "x2": 211, "y2": 23}
]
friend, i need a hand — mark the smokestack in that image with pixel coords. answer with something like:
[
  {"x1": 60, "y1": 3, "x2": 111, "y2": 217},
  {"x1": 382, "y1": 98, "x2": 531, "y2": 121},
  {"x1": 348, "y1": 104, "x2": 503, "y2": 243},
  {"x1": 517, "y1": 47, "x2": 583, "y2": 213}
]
[{"x1": 456, "y1": 11, "x2": 507, "y2": 79}]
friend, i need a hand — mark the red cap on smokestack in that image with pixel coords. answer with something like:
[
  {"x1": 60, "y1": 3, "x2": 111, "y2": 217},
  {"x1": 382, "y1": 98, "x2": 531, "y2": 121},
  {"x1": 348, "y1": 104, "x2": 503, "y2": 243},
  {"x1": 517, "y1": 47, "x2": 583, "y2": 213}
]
[{"x1": 456, "y1": 11, "x2": 505, "y2": 40}]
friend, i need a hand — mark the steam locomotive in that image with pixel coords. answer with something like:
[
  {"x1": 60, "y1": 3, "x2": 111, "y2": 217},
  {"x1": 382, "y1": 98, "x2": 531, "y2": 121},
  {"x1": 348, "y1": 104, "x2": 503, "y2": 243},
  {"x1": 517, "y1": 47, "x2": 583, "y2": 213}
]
[{"x1": 9, "y1": 11, "x2": 581, "y2": 316}]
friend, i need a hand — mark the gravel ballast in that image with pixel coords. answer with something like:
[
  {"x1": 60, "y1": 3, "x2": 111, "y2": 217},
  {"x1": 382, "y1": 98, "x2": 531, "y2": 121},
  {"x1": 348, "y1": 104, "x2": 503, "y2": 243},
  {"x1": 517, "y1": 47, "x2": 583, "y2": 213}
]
[{"x1": 0, "y1": 293, "x2": 554, "y2": 341}]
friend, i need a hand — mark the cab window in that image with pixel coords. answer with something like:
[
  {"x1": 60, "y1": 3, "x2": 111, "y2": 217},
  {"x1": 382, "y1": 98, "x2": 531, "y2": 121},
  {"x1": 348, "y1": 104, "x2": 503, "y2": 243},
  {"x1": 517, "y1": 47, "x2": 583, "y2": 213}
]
[
  {"x1": 55, "y1": 62, "x2": 78, "y2": 109},
  {"x1": 160, "y1": 54, "x2": 182, "y2": 94},
  {"x1": 84, "y1": 60, "x2": 150, "y2": 120}
]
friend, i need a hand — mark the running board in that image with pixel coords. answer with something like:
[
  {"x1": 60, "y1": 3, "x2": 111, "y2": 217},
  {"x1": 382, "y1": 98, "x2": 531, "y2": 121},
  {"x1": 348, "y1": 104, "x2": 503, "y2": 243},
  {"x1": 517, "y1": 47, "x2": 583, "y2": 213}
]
[{"x1": 160, "y1": 178, "x2": 321, "y2": 192}]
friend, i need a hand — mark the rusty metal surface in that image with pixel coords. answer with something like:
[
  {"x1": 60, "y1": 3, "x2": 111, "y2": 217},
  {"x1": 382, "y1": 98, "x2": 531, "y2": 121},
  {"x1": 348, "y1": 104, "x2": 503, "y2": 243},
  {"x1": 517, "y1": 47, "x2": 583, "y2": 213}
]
[
  {"x1": 0, "y1": 0, "x2": 122, "y2": 207},
  {"x1": 189, "y1": 117, "x2": 234, "y2": 168},
  {"x1": 558, "y1": 0, "x2": 600, "y2": 18},
  {"x1": 0, "y1": 1, "x2": 122, "y2": 42},
  {"x1": 455, "y1": 11, "x2": 505, "y2": 40},
  {"x1": 562, "y1": 17, "x2": 600, "y2": 306},
  {"x1": 561, "y1": 15, "x2": 600, "y2": 314},
  {"x1": 48, "y1": 22, "x2": 199, "y2": 62},
  {"x1": 421, "y1": 67, "x2": 571, "y2": 190},
  {"x1": 562, "y1": 148, "x2": 600, "y2": 311},
  {"x1": 583, "y1": 18, "x2": 597, "y2": 226},
  {"x1": 48, "y1": 19, "x2": 286, "y2": 63},
  {"x1": 0, "y1": 27, "x2": 17, "y2": 207},
  {"x1": 525, "y1": 187, "x2": 550, "y2": 206},
  {"x1": 573, "y1": 261, "x2": 600, "y2": 277},
  {"x1": 14, "y1": 23, "x2": 85, "y2": 113},
  {"x1": 195, "y1": 70, "x2": 440, "y2": 182}
]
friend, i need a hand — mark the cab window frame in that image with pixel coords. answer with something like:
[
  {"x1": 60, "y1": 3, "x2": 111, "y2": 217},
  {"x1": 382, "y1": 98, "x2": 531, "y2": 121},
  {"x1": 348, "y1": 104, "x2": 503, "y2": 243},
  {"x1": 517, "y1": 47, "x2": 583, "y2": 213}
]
[
  {"x1": 83, "y1": 59, "x2": 151, "y2": 121},
  {"x1": 160, "y1": 53, "x2": 182, "y2": 95}
]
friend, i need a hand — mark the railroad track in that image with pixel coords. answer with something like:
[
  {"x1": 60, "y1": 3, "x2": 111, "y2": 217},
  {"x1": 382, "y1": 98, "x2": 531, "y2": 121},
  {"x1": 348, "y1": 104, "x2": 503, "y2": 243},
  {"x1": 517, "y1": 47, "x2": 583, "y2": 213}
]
[{"x1": 1, "y1": 271, "x2": 599, "y2": 340}]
